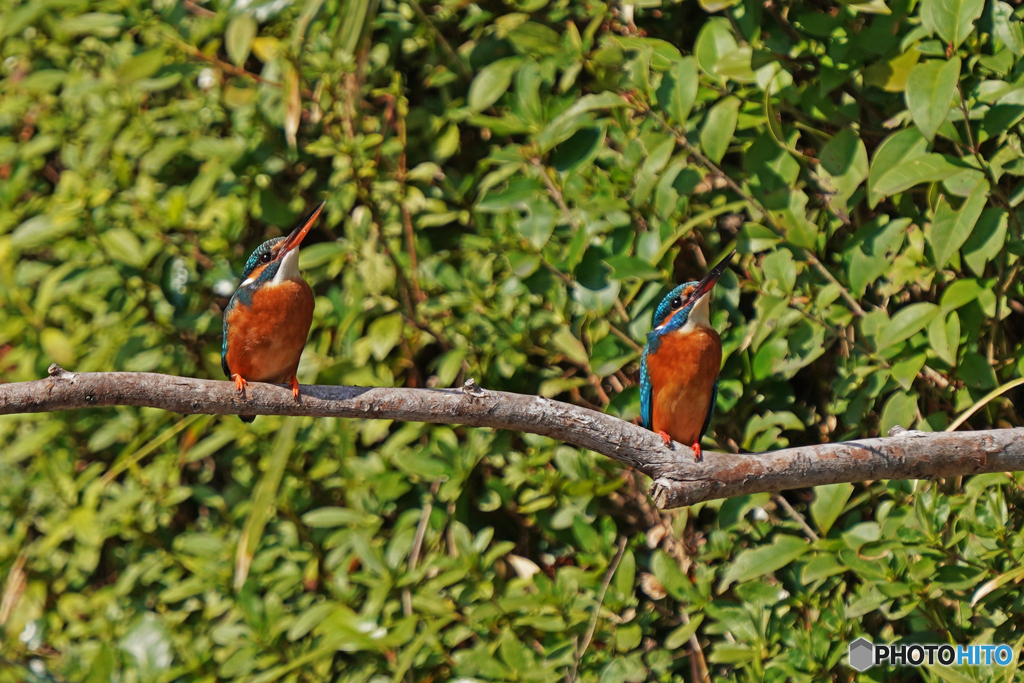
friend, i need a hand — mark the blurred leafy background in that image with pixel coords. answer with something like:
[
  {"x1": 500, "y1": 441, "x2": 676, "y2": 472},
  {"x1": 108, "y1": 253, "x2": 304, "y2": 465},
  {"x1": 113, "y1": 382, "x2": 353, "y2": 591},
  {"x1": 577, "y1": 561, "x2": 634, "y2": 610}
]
[{"x1": 2, "y1": 0, "x2": 1024, "y2": 678}]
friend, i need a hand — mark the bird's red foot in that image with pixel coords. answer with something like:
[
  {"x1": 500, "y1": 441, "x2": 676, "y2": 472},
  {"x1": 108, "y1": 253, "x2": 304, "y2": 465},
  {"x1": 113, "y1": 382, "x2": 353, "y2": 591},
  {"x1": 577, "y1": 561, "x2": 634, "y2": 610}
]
[
  {"x1": 691, "y1": 440, "x2": 702, "y2": 462},
  {"x1": 290, "y1": 376, "x2": 300, "y2": 400},
  {"x1": 233, "y1": 374, "x2": 248, "y2": 393},
  {"x1": 657, "y1": 430, "x2": 673, "y2": 446}
]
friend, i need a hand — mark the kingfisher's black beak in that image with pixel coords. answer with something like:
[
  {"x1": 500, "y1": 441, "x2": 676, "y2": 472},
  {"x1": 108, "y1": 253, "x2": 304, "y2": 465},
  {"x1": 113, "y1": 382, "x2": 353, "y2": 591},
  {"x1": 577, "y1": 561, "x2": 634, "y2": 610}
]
[
  {"x1": 690, "y1": 250, "x2": 736, "y2": 301},
  {"x1": 277, "y1": 201, "x2": 326, "y2": 257}
]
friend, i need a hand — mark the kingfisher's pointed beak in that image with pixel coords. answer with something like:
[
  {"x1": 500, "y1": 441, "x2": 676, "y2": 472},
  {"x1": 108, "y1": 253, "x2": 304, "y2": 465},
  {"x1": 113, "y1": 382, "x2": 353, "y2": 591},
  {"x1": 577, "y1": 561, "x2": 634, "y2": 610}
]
[
  {"x1": 278, "y1": 201, "x2": 326, "y2": 256},
  {"x1": 690, "y1": 249, "x2": 736, "y2": 302}
]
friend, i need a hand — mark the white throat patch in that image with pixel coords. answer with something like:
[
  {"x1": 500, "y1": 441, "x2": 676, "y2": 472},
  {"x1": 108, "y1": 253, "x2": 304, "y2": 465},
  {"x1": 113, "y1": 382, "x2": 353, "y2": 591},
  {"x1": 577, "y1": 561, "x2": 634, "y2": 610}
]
[
  {"x1": 272, "y1": 247, "x2": 302, "y2": 285},
  {"x1": 680, "y1": 291, "x2": 711, "y2": 333}
]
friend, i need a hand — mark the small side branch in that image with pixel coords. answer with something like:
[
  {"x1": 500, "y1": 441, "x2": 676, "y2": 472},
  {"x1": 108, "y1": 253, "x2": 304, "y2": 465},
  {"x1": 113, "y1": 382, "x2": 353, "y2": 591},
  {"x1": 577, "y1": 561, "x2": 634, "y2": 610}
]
[{"x1": 1, "y1": 367, "x2": 1022, "y2": 509}]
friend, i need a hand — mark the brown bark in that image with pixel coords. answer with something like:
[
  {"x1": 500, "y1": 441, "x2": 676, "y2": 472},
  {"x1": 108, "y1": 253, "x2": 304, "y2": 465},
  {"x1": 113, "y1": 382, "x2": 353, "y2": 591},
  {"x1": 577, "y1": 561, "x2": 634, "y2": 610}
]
[{"x1": 2, "y1": 365, "x2": 1021, "y2": 509}]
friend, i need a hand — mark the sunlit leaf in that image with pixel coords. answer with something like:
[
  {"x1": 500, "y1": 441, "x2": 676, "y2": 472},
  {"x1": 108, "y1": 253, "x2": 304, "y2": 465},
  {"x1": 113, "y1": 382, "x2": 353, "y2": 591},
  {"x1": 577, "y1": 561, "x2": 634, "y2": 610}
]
[{"x1": 905, "y1": 57, "x2": 960, "y2": 141}]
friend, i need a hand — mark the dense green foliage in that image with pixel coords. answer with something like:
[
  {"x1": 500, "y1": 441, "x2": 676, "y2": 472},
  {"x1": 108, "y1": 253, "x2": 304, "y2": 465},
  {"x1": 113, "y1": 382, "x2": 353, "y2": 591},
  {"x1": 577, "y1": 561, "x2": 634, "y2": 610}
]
[{"x1": 2, "y1": 0, "x2": 1024, "y2": 679}]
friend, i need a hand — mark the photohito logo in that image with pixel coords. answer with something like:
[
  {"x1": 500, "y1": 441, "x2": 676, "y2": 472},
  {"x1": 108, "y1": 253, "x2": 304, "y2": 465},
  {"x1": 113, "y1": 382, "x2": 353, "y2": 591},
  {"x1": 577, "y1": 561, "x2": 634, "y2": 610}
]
[{"x1": 848, "y1": 638, "x2": 1014, "y2": 671}]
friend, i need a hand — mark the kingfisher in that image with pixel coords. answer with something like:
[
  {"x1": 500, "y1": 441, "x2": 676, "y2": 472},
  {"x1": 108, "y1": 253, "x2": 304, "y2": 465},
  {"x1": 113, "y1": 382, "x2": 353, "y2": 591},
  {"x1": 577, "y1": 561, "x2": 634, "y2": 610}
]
[
  {"x1": 639, "y1": 250, "x2": 735, "y2": 461},
  {"x1": 221, "y1": 201, "x2": 325, "y2": 421}
]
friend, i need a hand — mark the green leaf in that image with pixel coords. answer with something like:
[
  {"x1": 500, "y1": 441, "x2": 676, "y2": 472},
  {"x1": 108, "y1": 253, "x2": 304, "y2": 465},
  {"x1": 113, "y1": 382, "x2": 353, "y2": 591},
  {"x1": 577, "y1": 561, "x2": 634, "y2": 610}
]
[
  {"x1": 468, "y1": 57, "x2": 523, "y2": 112},
  {"x1": 10, "y1": 214, "x2": 79, "y2": 249},
  {"x1": 846, "y1": 216, "x2": 910, "y2": 297},
  {"x1": 538, "y1": 377, "x2": 588, "y2": 397},
  {"x1": 866, "y1": 128, "x2": 928, "y2": 208},
  {"x1": 738, "y1": 223, "x2": 783, "y2": 253},
  {"x1": 301, "y1": 507, "x2": 376, "y2": 527},
  {"x1": 863, "y1": 47, "x2": 920, "y2": 93},
  {"x1": 962, "y1": 208, "x2": 1008, "y2": 276},
  {"x1": 699, "y1": 0, "x2": 740, "y2": 12},
  {"x1": 661, "y1": 57, "x2": 698, "y2": 125},
  {"x1": 876, "y1": 302, "x2": 940, "y2": 351},
  {"x1": 694, "y1": 19, "x2": 737, "y2": 78},
  {"x1": 550, "y1": 127, "x2": 604, "y2": 173},
  {"x1": 992, "y1": 1, "x2": 1024, "y2": 55},
  {"x1": 959, "y1": 351, "x2": 998, "y2": 389},
  {"x1": 367, "y1": 312, "x2": 404, "y2": 360},
  {"x1": 905, "y1": 57, "x2": 960, "y2": 141},
  {"x1": 118, "y1": 50, "x2": 166, "y2": 81},
  {"x1": 716, "y1": 47, "x2": 755, "y2": 83},
  {"x1": 665, "y1": 614, "x2": 705, "y2": 649},
  {"x1": 100, "y1": 228, "x2": 147, "y2": 268},
  {"x1": 536, "y1": 92, "x2": 627, "y2": 151},
  {"x1": 478, "y1": 178, "x2": 545, "y2": 211},
  {"x1": 651, "y1": 550, "x2": 696, "y2": 601},
  {"x1": 940, "y1": 278, "x2": 981, "y2": 313},
  {"x1": 226, "y1": 14, "x2": 258, "y2": 67},
  {"x1": 810, "y1": 483, "x2": 854, "y2": 535},
  {"x1": 927, "y1": 312, "x2": 956, "y2": 364},
  {"x1": 508, "y1": 21, "x2": 561, "y2": 55},
  {"x1": 633, "y1": 136, "x2": 675, "y2": 207},
  {"x1": 879, "y1": 391, "x2": 919, "y2": 434},
  {"x1": 551, "y1": 327, "x2": 588, "y2": 365},
  {"x1": 762, "y1": 249, "x2": 796, "y2": 295},
  {"x1": 287, "y1": 602, "x2": 337, "y2": 641},
  {"x1": 920, "y1": 0, "x2": 984, "y2": 49},
  {"x1": 817, "y1": 128, "x2": 869, "y2": 212},
  {"x1": 700, "y1": 96, "x2": 740, "y2": 164},
  {"x1": 842, "y1": 521, "x2": 881, "y2": 549},
  {"x1": 892, "y1": 353, "x2": 926, "y2": 390},
  {"x1": 971, "y1": 566, "x2": 1024, "y2": 607},
  {"x1": 515, "y1": 197, "x2": 558, "y2": 248},
  {"x1": 945, "y1": 312, "x2": 960, "y2": 366},
  {"x1": 603, "y1": 255, "x2": 661, "y2": 280},
  {"x1": 801, "y1": 554, "x2": 847, "y2": 583},
  {"x1": 719, "y1": 534, "x2": 809, "y2": 591},
  {"x1": 708, "y1": 643, "x2": 756, "y2": 664},
  {"x1": 871, "y1": 153, "x2": 963, "y2": 200},
  {"x1": 56, "y1": 12, "x2": 124, "y2": 36},
  {"x1": 926, "y1": 179, "x2": 988, "y2": 268},
  {"x1": 40, "y1": 328, "x2": 77, "y2": 367}
]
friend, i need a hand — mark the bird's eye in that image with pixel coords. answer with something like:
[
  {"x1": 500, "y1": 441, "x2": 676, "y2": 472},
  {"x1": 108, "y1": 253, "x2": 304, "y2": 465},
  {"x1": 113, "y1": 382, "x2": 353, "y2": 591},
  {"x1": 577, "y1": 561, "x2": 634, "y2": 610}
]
[
  {"x1": 671, "y1": 297, "x2": 682, "y2": 309},
  {"x1": 260, "y1": 252, "x2": 272, "y2": 263}
]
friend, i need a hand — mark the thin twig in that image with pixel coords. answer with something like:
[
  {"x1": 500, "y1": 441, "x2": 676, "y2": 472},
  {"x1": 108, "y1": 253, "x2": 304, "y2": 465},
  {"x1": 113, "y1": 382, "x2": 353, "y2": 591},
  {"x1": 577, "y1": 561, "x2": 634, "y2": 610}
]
[
  {"x1": 183, "y1": 0, "x2": 216, "y2": 17},
  {"x1": 568, "y1": 536, "x2": 628, "y2": 683},
  {"x1": 946, "y1": 377, "x2": 1024, "y2": 433},
  {"x1": 764, "y1": 1, "x2": 803, "y2": 47},
  {"x1": 608, "y1": 323, "x2": 644, "y2": 353},
  {"x1": 163, "y1": 34, "x2": 315, "y2": 99},
  {"x1": 403, "y1": 479, "x2": 440, "y2": 616},
  {"x1": 587, "y1": 373, "x2": 611, "y2": 406},
  {"x1": 771, "y1": 493, "x2": 820, "y2": 542},
  {"x1": 681, "y1": 611, "x2": 710, "y2": 683},
  {"x1": 803, "y1": 252, "x2": 866, "y2": 318},
  {"x1": 408, "y1": 1, "x2": 473, "y2": 81},
  {"x1": 165, "y1": 36, "x2": 280, "y2": 87},
  {"x1": 533, "y1": 158, "x2": 580, "y2": 230},
  {"x1": 396, "y1": 112, "x2": 425, "y2": 307}
]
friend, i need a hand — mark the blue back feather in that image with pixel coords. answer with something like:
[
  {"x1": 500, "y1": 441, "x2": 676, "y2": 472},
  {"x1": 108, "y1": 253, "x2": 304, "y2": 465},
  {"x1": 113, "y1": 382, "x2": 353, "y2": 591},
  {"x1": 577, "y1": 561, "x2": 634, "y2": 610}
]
[{"x1": 640, "y1": 346, "x2": 653, "y2": 429}]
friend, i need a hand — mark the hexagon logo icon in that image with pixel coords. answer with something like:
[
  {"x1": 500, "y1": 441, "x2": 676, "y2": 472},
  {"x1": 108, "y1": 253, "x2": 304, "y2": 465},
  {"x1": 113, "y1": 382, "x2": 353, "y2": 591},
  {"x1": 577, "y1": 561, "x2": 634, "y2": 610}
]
[{"x1": 849, "y1": 637, "x2": 875, "y2": 672}]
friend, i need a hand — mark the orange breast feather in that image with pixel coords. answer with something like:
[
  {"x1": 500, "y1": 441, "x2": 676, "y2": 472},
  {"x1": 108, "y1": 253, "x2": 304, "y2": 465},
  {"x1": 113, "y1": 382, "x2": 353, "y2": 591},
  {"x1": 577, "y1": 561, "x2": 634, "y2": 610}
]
[
  {"x1": 646, "y1": 327, "x2": 722, "y2": 445},
  {"x1": 225, "y1": 280, "x2": 314, "y2": 384}
]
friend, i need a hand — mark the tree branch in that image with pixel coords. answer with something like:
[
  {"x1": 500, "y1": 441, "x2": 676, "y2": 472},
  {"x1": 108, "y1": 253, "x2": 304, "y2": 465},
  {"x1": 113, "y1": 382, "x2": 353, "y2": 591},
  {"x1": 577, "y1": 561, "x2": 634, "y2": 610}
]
[{"x1": 2, "y1": 366, "x2": 1022, "y2": 509}]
